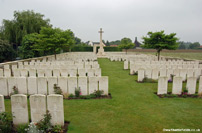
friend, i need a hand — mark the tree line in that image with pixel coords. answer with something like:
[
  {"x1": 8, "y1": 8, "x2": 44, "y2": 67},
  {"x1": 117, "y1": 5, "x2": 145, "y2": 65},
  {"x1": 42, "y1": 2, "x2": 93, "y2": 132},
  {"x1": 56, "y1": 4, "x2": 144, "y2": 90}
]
[
  {"x1": 178, "y1": 41, "x2": 200, "y2": 49},
  {"x1": 0, "y1": 10, "x2": 82, "y2": 62}
]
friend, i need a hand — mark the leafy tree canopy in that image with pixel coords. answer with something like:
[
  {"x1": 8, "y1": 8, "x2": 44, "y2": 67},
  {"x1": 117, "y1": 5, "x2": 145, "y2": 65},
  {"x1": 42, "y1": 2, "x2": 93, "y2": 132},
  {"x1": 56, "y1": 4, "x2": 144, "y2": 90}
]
[
  {"x1": 0, "y1": 10, "x2": 51, "y2": 46},
  {"x1": 189, "y1": 42, "x2": 200, "y2": 49},
  {"x1": 142, "y1": 31, "x2": 179, "y2": 60},
  {"x1": 0, "y1": 39, "x2": 16, "y2": 62},
  {"x1": 118, "y1": 37, "x2": 135, "y2": 54},
  {"x1": 32, "y1": 27, "x2": 76, "y2": 59}
]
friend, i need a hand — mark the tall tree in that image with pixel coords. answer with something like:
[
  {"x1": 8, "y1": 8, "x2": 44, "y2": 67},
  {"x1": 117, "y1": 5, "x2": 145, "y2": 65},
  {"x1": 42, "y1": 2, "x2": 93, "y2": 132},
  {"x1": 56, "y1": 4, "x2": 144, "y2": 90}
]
[
  {"x1": 189, "y1": 42, "x2": 200, "y2": 49},
  {"x1": 178, "y1": 43, "x2": 186, "y2": 49},
  {"x1": 118, "y1": 37, "x2": 135, "y2": 54},
  {"x1": 0, "y1": 39, "x2": 16, "y2": 62},
  {"x1": 0, "y1": 10, "x2": 51, "y2": 51},
  {"x1": 32, "y1": 27, "x2": 75, "y2": 59},
  {"x1": 18, "y1": 33, "x2": 42, "y2": 59},
  {"x1": 106, "y1": 40, "x2": 110, "y2": 46},
  {"x1": 142, "y1": 31, "x2": 179, "y2": 60}
]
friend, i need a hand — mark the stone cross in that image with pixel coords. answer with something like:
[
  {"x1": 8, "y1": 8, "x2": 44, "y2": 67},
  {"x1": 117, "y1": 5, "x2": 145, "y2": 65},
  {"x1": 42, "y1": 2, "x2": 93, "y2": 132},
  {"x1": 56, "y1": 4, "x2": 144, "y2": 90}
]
[{"x1": 98, "y1": 28, "x2": 104, "y2": 48}]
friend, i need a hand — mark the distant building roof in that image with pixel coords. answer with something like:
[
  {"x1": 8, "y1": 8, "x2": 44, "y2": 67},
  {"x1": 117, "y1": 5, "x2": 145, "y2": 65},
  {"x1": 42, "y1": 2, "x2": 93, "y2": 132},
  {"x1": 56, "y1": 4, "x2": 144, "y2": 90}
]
[{"x1": 134, "y1": 37, "x2": 142, "y2": 48}]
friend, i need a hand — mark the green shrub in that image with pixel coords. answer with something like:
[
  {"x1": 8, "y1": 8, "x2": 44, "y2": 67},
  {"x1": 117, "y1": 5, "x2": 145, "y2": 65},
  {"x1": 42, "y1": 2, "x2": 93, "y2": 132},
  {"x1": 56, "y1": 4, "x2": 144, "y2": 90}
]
[
  {"x1": 170, "y1": 94, "x2": 178, "y2": 97},
  {"x1": 52, "y1": 125, "x2": 62, "y2": 132},
  {"x1": 0, "y1": 112, "x2": 13, "y2": 133},
  {"x1": 93, "y1": 90, "x2": 104, "y2": 97},
  {"x1": 68, "y1": 94, "x2": 74, "y2": 98},
  {"x1": 53, "y1": 84, "x2": 63, "y2": 94},
  {"x1": 16, "y1": 124, "x2": 29, "y2": 133},
  {"x1": 90, "y1": 94, "x2": 96, "y2": 98},
  {"x1": 13, "y1": 86, "x2": 19, "y2": 95},
  {"x1": 36, "y1": 110, "x2": 52, "y2": 132},
  {"x1": 75, "y1": 87, "x2": 81, "y2": 97},
  {"x1": 182, "y1": 95, "x2": 187, "y2": 98}
]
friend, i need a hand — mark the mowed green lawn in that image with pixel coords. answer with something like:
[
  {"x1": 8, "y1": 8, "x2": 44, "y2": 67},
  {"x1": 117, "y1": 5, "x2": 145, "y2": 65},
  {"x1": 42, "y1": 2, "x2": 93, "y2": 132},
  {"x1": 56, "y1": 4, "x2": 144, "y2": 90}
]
[{"x1": 4, "y1": 59, "x2": 202, "y2": 132}]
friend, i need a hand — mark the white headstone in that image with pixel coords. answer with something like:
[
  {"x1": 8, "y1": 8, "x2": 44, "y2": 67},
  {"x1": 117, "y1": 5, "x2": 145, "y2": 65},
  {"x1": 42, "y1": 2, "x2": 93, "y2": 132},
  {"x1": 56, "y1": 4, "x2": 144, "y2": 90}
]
[
  {"x1": 78, "y1": 69, "x2": 86, "y2": 77},
  {"x1": 172, "y1": 76, "x2": 182, "y2": 94},
  {"x1": 186, "y1": 77, "x2": 197, "y2": 94},
  {"x1": 60, "y1": 69, "x2": 68, "y2": 77},
  {"x1": 87, "y1": 69, "x2": 94, "y2": 77},
  {"x1": 45, "y1": 69, "x2": 52, "y2": 77},
  {"x1": 37, "y1": 77, "x2": 47, "y2": 95},
  {"x1": 47, "y1": 77, "x2": 58, "y2": 94},
  {"x1": 187, "y1": 69, "x2": 194, "y2": 78},
  {"x1": 138, "y1": 69, "x2": 145, "y2": 82},
  {"x1": 68, "y1": 69, "x2": 77, "y2": 77},
  {"x1": 0, "y1": 69, "x2": 3, "y2": 77},
  {"x1": 145, "y1": 68, "x2": 152, "y2": 79},
  {"x1": 88, "y1": 77, "x2": 98, "y2": 94},
  {"x1": 199, "y1": 76, "x2": 202, "y2": 94},
  {"x1": 7, "y1": 77, "x2": 17, "y2": 96},
  {"x1": 99, "y1": 76, "x2": 108, "y2": 95},
  {"x1": 67, "y1": 77, "x2": 77, "y2": 95},
  {"x1": 173, "y1": 69, "x2": 180, "y2": 77},
  {"x1": 13, "y1": 69, "x2": 20, "y2": 77},
  {"x1": 0, "y1": 77, "x2": 8, "y2": 96},
  {"x1": 78, "y1": 77, "x2": 87, "y2": 95},
  {"x1": 37, "y1": 69, "x2": 45, "y2": 77},
  {"x1": 157, "y1": 77, "x2": 168, "y2": 95},
  {"x1": 58, "y1": 77, "x2": 68, "y2": 94},
  {"x1": 27, "y1": 77, "x2": 38, "y2": 95},
  {"x1": 166, "y1": 69, "x2": 173, "y2": 80},
  {"x1": 20, "y1": 69, "x2": 28, "y2": 77},
  {"x1": 94, "y1": 68, "x2": 101, "y2": 77},
  {"x1": 194, "y1": 69, "x2": 201, "y2": 79},
  {"x1": 12, "y1": 65, "x2": 18, "y2": 69},
  {"x1": 53, "y1": 69, "x2": 60, "y2": 77},
  {"x1": 0, "y1": 95, "x2": 5, "y2": 112},
  {"x1": 160, "y1": 69, "x2": 167, "y2": 77},
  {"x1": 152, "y1": 69, "x2": 159, "y2": 80},
  {"x1": 11, "y1": 94, "x2": 29, "y2": 125},
  {"x1": 4, "y1": 65, "x2": 9, "y2": 69},
  {"x1": 180, "y1": 69, "x2": 187, "y2": 81},
  {"x1": 30, "y1": 94, "x2": 46, "y2": 123},
  {"x1": 29, "y1": 69, "x2": 36, "y2": 77},
  {"x1": 47, "y1": 94, "x2": 64, "y2": 126},
  {"x1": 17, "y1": 77, "x2": 27, "y2": 94},
  {"x1": 124, "y1": 61, "x2": 128, "y2": 70}
]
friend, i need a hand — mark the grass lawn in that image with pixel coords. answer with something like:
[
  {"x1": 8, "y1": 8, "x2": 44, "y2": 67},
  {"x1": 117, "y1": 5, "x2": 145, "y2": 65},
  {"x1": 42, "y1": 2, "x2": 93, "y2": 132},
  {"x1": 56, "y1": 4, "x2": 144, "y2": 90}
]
[
  {"x1": 135, "y1": 52, "x2": 202, "y2": 60},
  {"x1": 4, "y1": 59, "x2": 202, "y2": 132}
]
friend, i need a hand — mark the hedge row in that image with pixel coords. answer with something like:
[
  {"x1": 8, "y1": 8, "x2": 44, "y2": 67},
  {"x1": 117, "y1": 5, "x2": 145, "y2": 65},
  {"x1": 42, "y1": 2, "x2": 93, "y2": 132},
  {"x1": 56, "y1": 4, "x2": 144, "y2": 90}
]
[{"x1": 71, "y1": 46, "x2": 121, "y2": 52}]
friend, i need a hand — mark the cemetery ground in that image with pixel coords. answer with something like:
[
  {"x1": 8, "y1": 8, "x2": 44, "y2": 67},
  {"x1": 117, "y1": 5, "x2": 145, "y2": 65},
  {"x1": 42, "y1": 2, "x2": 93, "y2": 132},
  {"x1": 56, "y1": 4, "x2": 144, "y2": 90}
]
[{"x1": 3, "y1": 58, "x2": 202, "y2": 132}]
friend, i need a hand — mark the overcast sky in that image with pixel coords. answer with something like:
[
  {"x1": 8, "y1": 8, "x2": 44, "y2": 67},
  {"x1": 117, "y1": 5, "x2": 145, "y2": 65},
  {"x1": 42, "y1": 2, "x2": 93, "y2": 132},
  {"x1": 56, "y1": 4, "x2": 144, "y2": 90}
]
[{"x1": 0, "y1": 0, "x2": 202, "y2": 44}]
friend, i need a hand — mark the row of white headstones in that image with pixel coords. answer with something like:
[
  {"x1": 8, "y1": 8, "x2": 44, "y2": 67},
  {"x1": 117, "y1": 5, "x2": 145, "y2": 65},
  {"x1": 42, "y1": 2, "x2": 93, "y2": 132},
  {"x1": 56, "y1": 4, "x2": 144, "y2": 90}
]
[
  {"x1": 108, "y1": 53, "x2": 158, "y2": 62},
  {"x1": 0, "y1": 94, "x2": 64, "y2": 126},
  {"x1": 137, "y1": 68, "x2": 202, "y2": 82},
  {"x1": 158, "y1": 76, "x2": 202, "y2": 95},
  {"x1": 7, "y1": 61, "x2": 100, "y2": 69},
  {"x1": 0, "y1": 76, "x2": 108, "y2": 96},
  {"x1": 0, "y1": 68, "x2": 101, "y2": 77}
]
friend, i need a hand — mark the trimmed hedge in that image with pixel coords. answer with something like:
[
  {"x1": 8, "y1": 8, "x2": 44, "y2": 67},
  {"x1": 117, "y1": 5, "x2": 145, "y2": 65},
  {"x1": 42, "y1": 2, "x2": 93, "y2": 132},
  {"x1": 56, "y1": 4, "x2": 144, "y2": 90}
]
[
  {"x1": 72, "y1": 46, "x2": 121, "y2": 52},
  {"x1": 71, "y1": 46, "x2": 93, "y2": 52},
  {"x1": 104, "y1": 47, "x2": 121, "y2": 51}
]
